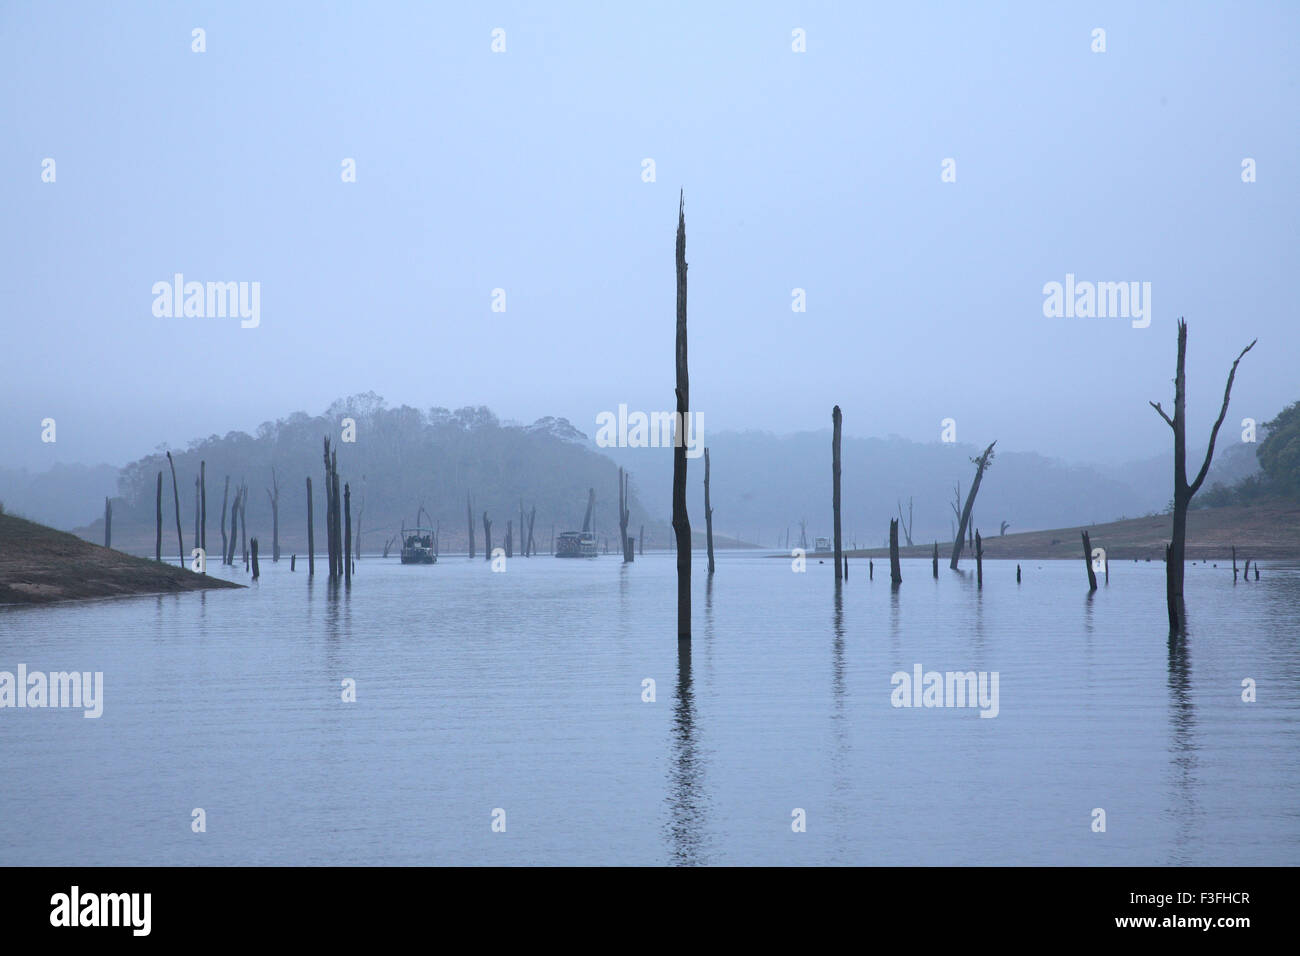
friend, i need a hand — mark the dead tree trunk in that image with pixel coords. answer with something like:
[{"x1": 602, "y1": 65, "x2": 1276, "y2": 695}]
[
  {"x1": 104, "y1": 497, "x2": 112, "y2": 548},
  {"x1": 467, "y1": 493, "x2": 475, "y2": 559},
  {"x1": 344, "y1": 483, "x2": 352, "y2": 584},
  {"x1": 950, "y1": 441, "x2": 996, "y2": 570},
  {"x1": 528, "y1": 507, "x2": 537, "y2": 558},
  {"x1": 267, "y1": 468, "x2": 280, "y2": 562},
  {"x1": 639, "y1": 525, "x2": 644, "y2": 555},
  {"x1": 228, "y1": 487, "x2": 240, "y2": 565},
  {"x1": 166, "y1": 451, "x2": 184, "y2": 567},
  {"x1": 240, "y1": 482, "x2": 249, "y2": 568},
  {"x1": 483, "y1": 513, "x2": 492, "y2": 559},
  {"x1": 703, "y1": 450, "x2": 715, "y2": 574},
  {"x1": 932, "y1": 541, "x2": 938, "y2": 578},
  {"x1": 505, "y1": 520, "x2": 513, "y2": 558},
  {"x1": 520, "y1": 500, "x2": 528, "y2": 557},
  {"x1": 154, "y1": 476, "x2": 161, "y2": 564},
  {"x1": 251, "y1": 537, "x2": 260, "y2": 579},
  {"x1": 1082, "y1": 531, "x2": 1098, "y2": 591},
  {"x1": 618, "y1": 468, "x2": 630, "y2": 563},
  {"x1": 897, "y1": 498, "x2": 914, "y2": 547},
  {"x1": 672, "y1": 191, "x2": 692, "y2": 640},
  {"x1": 193, "y1": 475, "x2": 200, "y2": 553},
  {"x1": 1149, "y1": 319, "x2": 1254, "y2": 633},
  {"x1": 889, "y1": 517, "x2": 902, "y2": 587},
  {"x1": 306, "y1": 477, "x2": 315, "y2": 576},
  {"x1": 832, "y1": 405, "x2": 843, "y2": 582},
  {"x1": 975, "y1": 531, "x2": 983, "y2": 588},
  {"x1": 1232, "y1": 545, "x2": 1238, "y2": 582},
  {"x1": 330, "y1": 452, "x2": 340, "y2": 577},
  {"x1": 354, "y1": 494, "x2": 363, "y2": 561},
  {"x1": 219, "y1": 477, "x2": 229, "y2": 565},
  {"x1": 200, "y1": 461, "x2": 206, "y2": 554}
]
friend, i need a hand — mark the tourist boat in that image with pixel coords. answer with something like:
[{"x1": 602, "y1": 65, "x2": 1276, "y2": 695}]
[
  {"x1": 400, "y1": 527, "x2": 436, "y2": 564},
  {"x1": 555, "y1": 530, "x2": 599, "y2": 558}
]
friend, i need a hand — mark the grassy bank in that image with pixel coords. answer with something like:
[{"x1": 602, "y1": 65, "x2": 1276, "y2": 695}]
[
  {"x1": 0, "y1": 512, "x2": 243, "y2": 605},
  {"x1": 836, "y1": 500, "x2": 1300, "y2": 562}
]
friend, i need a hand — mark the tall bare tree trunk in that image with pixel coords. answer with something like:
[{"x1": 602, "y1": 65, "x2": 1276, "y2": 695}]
[
  {"x1": 200, "y1": 461, "x2": 206, "y2": 554},
  {"x1": 975, "y1": 530, "x2": 983, "y2": 588},
  {"x1": 831, "y1": 406, "x2": 843, "y2": 581},
  {"x1": 306, "y1": 477, "x2": 315, "y2": 576},
  {"x1": 330, "y1": 452, "x2": 340, "y2": 577},
  {"x1": 166, "y1": 451, "x2": 184, "y2": 567},
  {"x1": 154, "y1": 476, "x2": 161, "y2": 564},
  {"x1": 240, "y1": 482, "x2": 249, "y2": 568},
  {"x1": 889, "y1": 517, "x2": 902, "y2": 587},
  {"x1": 672, "y1": 192, "x2": 692, "y2": 640},
  {"x1": 703, "y1": 449, "x2": 715, "y2": 574},
  {"x1": 267, "y1": 467, "x2": 280, "y2": 562},
  {"x1": 527, "y1": 507, "x2": 536, "y2": 558},
  {"x1": 483, "y1": 512, "x2": 492, "y2": 559},
  {"x1": 639, "y1": 525, "x2": 644, "y2": 555},
  {"x1": 219, "y1": 476, "x2": 229, "y2": 566},
  {"x1": 467, "y1": 493, "x2": 475, "y2": 558},
  {"x1": 104, "y1": 497, "x2": 112, "y2": 549},
  {"x1": 505, "y1": 520, "x2": 513, "y2": 558},
  {"x1": 193, "y1": 475, "x2": 200, "y2": 552},
  {"x1": 251, "y1": 538, "x2": 259, "y2": 579},
  {"x1": 228, "y1": 487, "x2": 240, "y2": 565},
  {"x1": 1150, "y1": 319, "x2": 1254, "y2": 633},
  {"x1": 344, "y1": 483, "x2": 352, "y2": 584},
  {"x1": 1082, "y1": 531, "x2": 1098, "y2": 591},
  {"x1": 950, "y1": 441, "x2": 996, "y2": 570}
]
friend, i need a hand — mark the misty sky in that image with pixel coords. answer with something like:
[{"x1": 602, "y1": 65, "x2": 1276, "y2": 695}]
[{"x1": 2, "y1": 1, "x2": 1296, "y2": 472}]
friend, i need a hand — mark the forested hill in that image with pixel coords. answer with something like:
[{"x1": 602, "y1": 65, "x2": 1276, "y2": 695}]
[{"x1": 90, "y1": 393, "x2": 663, "y2": 556}]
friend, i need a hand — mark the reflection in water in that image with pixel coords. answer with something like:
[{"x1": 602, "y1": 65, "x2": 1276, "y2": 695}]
[
  {"x1": 830, "y1": 581, "x2": 850, "y2": 861},
  {"x1": 666, "y1": 637, "x2": 708, "y2": 865},
  {"x1": 1165, "y1": 634, "x2": 1200, "y2": 864}
]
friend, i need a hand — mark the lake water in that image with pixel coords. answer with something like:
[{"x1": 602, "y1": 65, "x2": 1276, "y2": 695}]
[{"x1": 2, "y1": 551, "x2": 1297, "y2": 866}]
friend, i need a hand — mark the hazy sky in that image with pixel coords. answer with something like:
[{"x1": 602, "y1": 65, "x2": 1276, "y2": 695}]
[{"x1": 3, "y1": 1, "x2": 1296, "y2": 471}]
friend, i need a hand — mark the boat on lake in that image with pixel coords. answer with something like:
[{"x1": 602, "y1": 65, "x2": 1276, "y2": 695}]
[
  {"x1": 400, "y1": 527, "x2": 436, "y2": 564},
  {"x1": 555, "y1": 530, "x2": 599, "y2": 558}
]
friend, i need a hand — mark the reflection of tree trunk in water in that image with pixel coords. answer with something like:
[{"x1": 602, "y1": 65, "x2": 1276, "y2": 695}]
[
  {"x1": 1166, "y1": 636, "x2": 1199, "y2": 864},
  {"x1": 666, "y1": 637, "x2": 705, "y2": 866}
]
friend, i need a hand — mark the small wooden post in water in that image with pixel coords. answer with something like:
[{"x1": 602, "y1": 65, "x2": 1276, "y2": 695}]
[
  {"x1": 1082, "y1": 531, "x2": 1098, "y2": 591},
  {"x1": 251, "y1": 537, "x2": 259, "y2": 579},
  {"x1": 975, "y1": 530, "x2": 983, "y2": 588},
  {"x1": 932, "y1": 541, "x2": 938, "y2": 578},
  {"x1": 869, "y1": 559, "x2": 873, "y2": 580},
  {"x1": 291, "y1": 553, "x2": 296, "y2": 572},
  {"x1": 1016, "y1": 563, "x2": 1022, "y2": 583},
  {"x1": 843, "y1": 554, "x2": 848, "y2": 579},
  {"x1": 1232, "y1": 545, "x2": 1238, "y2": 582}
]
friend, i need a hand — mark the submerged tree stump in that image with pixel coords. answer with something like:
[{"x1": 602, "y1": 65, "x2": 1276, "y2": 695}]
[{"x1": 890, "y1": 518, "x2": 902, "y2": 587}]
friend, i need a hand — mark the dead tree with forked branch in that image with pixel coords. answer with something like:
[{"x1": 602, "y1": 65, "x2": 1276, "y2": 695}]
[{"x1": 1149, "y1": 318, "x2": 1254, "y2": 633}]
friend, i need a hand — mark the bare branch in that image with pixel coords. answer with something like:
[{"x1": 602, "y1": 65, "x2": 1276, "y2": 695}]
[
  {"x1": 1149, "y1": 401, "x2": 1174, "y2": 429},
  {"x1": 1189, "y1": 338, "x2": 1257, "y2": 496}
]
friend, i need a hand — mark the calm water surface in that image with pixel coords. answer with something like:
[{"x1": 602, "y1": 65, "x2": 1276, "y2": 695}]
[{"x1": 1, "y1": 552, "x2": 1297, "y2": 865}]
